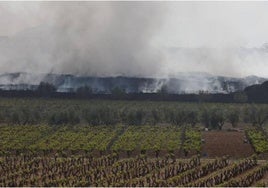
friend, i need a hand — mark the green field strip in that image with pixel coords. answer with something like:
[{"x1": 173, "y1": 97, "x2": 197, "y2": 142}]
[
  {"x1": 0, "y1": 125, "x2": 51, "y2": 150},
  {"x1": 111, "y1": 125, "x2": 182, "y2": 151},
  {"x1": 246, "y1": 129, "x2": 268, "y2": 153},
  {"x1": 183, "y1": 127, "x2": 202, "y2": 152},
  {"x1": 30, "y1": 125, "x2": 119, "y2": 151}
]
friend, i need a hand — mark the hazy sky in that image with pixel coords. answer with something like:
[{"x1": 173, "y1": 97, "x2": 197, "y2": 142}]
[{"x1": 0, "y1": 2, "x2": 268, "y2": 78}]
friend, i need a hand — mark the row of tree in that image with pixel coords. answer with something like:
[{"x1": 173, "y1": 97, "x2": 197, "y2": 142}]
[{"x1": 0, "y1": 104, "x2": 266, "y2": 129}]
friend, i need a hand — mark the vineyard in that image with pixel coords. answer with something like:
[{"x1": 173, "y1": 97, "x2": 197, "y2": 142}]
[
  {"x1": 111, "y1": 126, "x2": 182, "y2": 152},
  {"x1": 0, "y1": 124, "x2": 201, "y2": 157},
  {"x1": 246, "y1": 129, "x2": 268, "y2": 154},
  {"x1": 1, "y1": 154, "x2": 268, "y2": 187},
  {"x1": 0, "y1": 98, "x2": 267, "y2": 186}
]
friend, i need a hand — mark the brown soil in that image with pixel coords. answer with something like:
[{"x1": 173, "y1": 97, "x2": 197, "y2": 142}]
[{"x1": 201, "y1": 130, "x2": 254, "y2": 158}]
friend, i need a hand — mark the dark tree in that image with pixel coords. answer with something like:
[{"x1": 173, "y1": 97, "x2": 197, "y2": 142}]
[
  {"x1": 76, "y1": 86, "x2": 93, "y2": 98},
  {"x1": 37, "y1": 82, "x2": 56, "y2": 96},
  {"x1": 110, "y1": 87, "x2": 126, "y2": 96},
  {"x1": 233, "y1": 92, "x2": 248, "y2": 103}
]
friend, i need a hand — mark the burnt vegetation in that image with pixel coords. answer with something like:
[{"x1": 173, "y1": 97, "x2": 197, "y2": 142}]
[{"x1": 0, "y1": 80, "x2": 266, "y2": 103}]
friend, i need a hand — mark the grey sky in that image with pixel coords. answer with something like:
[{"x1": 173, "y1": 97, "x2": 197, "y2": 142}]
[{"x1": 0, "y1": 2, "x2": 267, "y2": 78}]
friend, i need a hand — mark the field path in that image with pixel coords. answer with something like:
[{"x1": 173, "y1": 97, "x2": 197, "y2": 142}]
[
  {"x1": 178, "y1": 125, "x2": 186, "y2": 156},
  {"x1": 201, "y1": 131, "x2": 254, "y2": 158}
]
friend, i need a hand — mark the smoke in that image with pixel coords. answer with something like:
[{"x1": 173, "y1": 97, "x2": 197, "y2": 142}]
[
  {"x1": 158, "y1": 1, "x2": 268, "y2": 78},
  {"x1": 0, "y1": 2, "x2": 167, "y2": 77},
  {"x1": 0, "y1": 1, "x2": 267, "y2": 92}
]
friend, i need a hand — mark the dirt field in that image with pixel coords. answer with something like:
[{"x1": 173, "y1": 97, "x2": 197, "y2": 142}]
[{"x1": 201, "y1": 130, "x2": 254, "y2": 158}]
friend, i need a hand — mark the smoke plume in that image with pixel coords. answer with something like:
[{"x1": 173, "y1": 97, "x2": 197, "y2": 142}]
[
  {"x1": 0, "y1": 2, "x2": 167, "y2": 77},
  {"x1": 0, "y1": 1, "x2": 267, "y2": 83}
]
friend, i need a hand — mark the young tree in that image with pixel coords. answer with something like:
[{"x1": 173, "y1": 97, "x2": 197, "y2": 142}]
[
  {"x1": 83, "y1": 108, "x2": 101, "y2": 126},
  {"x1": 201, "y1": 107, "x2": 225, "y2": 130},
  {"x1": 247, "y1": 105, "x2": 268, "y2": 127},
  {"x1": 126, "y1": 109, "x2": 145, "y2": 125},
  {"x1": 49, "y1": 112, "x2": 64, "y2": 125},
  {"x1": 228, "y1": 108, "x2": 240, "y2": 128},
  {"x1": 257, "y1": 107, "x2": 268, "y2": 127},
  {"x1": 211, "y1": 108, "x2": 225, "y2": 130},
  {"x1": 10, "y1": 111, "x2": 20, "y2": 125},
  {"x1": 186, "y1": 110, "x2": 199, "y2": 127},
  {"x1": 167, "y1": 108, "x2": 187, "y2": 126},
  {"x1": 67, "y1": 110, "x2": 80, "y2": 125},
  {"x1": 201, "y1": 108, "x2": 211, "y2": 128},
  {"x1": 151, "y1": 109, "x2": 161, "y2": 125},
  {"x1": 100, "y1": 107, "x2": 118, "y2": 125}
]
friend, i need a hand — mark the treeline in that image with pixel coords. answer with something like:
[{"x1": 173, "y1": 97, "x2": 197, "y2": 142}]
[
  {"x1": 0, "y1": 101, "x2": 266, "y2": 129},
  {"x1": 0, "y1": 81, "x2": 267, "y2": 103},
  {"x1": 0, "y1": 89, "x2": 263, "y2": 103}
]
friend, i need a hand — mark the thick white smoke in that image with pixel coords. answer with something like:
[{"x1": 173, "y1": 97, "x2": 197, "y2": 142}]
[
  {"x1": 0, "y1": 1, "x2": 267, "y2": 81},
  {"x1": 0, "y1": 2, "x2": 167, "y2": 77}
]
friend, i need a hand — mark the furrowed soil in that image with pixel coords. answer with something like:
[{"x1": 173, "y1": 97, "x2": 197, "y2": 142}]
[{"x1": 201, "y1": 131, "x2": 254, "y2": 158}]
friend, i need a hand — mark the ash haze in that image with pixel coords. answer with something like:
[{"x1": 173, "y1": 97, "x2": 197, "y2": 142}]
[{"x1": 0, "y1": 1, "x2": 268, "y2": 78}]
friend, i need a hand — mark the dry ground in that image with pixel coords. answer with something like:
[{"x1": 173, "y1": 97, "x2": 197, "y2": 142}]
[{"x1": 201, "y1": 130, "x2": 254, "y2": 158}]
